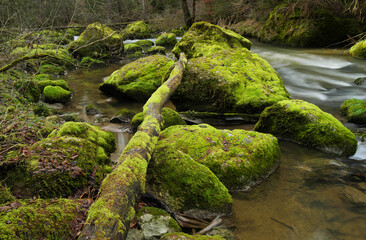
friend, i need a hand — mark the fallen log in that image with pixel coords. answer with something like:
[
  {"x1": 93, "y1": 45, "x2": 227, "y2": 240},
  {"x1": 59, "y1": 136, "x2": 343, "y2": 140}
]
[{"x1": 78, "y1": 53, "x2": 187, "y2": 240}]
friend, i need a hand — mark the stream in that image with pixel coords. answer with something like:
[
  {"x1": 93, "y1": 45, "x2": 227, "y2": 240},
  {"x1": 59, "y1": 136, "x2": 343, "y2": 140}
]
[{"x1": 63, "y1": 39, "x2": 366, "y2": 240}]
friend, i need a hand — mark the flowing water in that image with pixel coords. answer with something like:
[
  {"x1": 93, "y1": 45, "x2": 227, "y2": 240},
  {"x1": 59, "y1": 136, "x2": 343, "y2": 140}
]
[{"x1": 63, "y1": 39, "x2": 366, "y2": 240}]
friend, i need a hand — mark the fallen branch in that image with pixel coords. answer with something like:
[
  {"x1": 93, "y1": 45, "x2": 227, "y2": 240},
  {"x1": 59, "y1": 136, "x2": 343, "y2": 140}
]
[
  {"x1": 78, "y1": 53, "x2": 187, "y2": 240},
  {"x1": 195, "y1": 215, "x2": 223, "y2": 235},
  {"x1": 70, "y1": 31, "x2": 117, "y2": 55}
]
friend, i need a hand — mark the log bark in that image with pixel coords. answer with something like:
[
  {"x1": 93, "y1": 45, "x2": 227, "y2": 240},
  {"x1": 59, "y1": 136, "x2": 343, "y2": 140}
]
[{"x1": 78, "y1": 53, "x2": 187, "y2": 240}]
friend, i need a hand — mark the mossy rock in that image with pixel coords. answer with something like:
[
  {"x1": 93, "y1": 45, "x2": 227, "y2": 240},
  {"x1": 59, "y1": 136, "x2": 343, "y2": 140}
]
[
  {"x1": 135, "y1": 39, "x2": 154, "y2": 47},
  {"x1": 340, "y1": 99, "x2": 366, "y2": 124},
  {"x1": 350, "y1": 40, "x2": 366, "y2": 59},
  {"x1": 0, "y1": 186, "x2": 15, "y2": 204},
  {"x1": 172, "y1": 21, "x2": 252, "y2": 59},
  {"x1": 48, "y1": 121, "x2": 116, "y2": 154},
  {"x1": 85, "y1": 104, "x2": 101, "y2": 116},
  {"x1": 43, "y1": 85, "x2": 71, "y2": 103},
  {"x1": 10, "y1": 43, "x2": 76, "y2": 68},
  {"x1": 162, "y1": 233, "x2": 225, "y2": 240},
  {"x1": 146, "y1": 46, "x2": 166, "y2": 55},
  {"x1": 67, "y1": 22, "x2": 124, "y2": 59},
  {"x1": 254, "y1": 99, "x2": 357, "y2": 156},
  {"x1": 33, "y1": 73, "x2": 51, "y2": 81},
  {"x1": 99, "y1": 55, "x2": 174, "y2": 101},
  {"x1": 0, "y1": 199, "x2": 90, "y2": 239},
  {"x1": 38, "y1": 64, "x2": 65, "y2": 75},
  {"x1": 156, "y1": 33, "x2": 177, "y2": 47},
  {"x1": 148, "y1": 146, "x2": 232, "y2": 213},
  {"x1": 133, "y1": 207, "x2": 181, "y2": 239},
  {"x1": 131, "y1": 108, "x2": 186, "y2": 130},
  {"x1": 80, "y1": 56, "x2": 105, "y2": 68},
  {"x1": 37, "y1": 79, "x2": 69, "y2": 91},
  {"x1": 172, "y1": 48, "x2": 290, "y2": 113},
  {"x1": 152, "y1": 124, "x2": 280, "y2": 190},
  {"x1": 124, "y1": 43, "x2": 143, "y2": 54},
  {"x1": 14, "y1": 79, "x2": 41, "y2": 102},
  {"x1": 110, "y1": 108, "x2": 136, "y2": 123},
  {"x1": 121, "y1": 21, "x2": 151, "y2": 40}
]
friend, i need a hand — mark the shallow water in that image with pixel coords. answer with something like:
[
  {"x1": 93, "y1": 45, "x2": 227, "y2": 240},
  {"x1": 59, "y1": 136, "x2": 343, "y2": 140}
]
[{"x1": 63, "y1": 39, "x2": 366, "y2": 240}]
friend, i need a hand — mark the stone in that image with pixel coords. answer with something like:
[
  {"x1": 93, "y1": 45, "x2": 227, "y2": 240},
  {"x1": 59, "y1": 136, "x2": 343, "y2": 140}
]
[
  {"x1": 155, "y1": 33, "x2": 177, "y2": 47},
  {"x1": 121, "y1": 21, "x2": 151, "y2": 40},
  {"x1": 350, "y1": 40, "x2": 366, "y2": 59},
  {"x1": 340, "y1": 99, "x2": 366, "y2": 124},
  {"x1": 110, "y1": 108, "x2": 136, "y2": 123},
  {"x1": 43, "y1": 85, "x2": 71, "y2": 103}
]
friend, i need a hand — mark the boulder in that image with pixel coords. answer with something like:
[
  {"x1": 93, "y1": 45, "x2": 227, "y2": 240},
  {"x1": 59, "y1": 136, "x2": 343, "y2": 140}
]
[
  {"x1": 99, "y1": 55, "x2": 174, "y2": 101},
  {"x1": 172, "y1": 21, "x2": 252, "y2": 59},
  {"x1": 350, "y1": 40, "x2": 366, "y2": 59},
  {"x1": 0, "y1": 199, "x2": 90, "y2": 239},
  {"x1": 354, "y1": 77, "x2": 366, "y2": 85},
  {"x1": 122, "y1": 21, "x2": 151, "y2": 40},
  {"x1": 171, "y1": 48, "x2": 290, "y2": 113},
  {"x1": 43, "y1": 85, "x2": 71, "y2": 103},
  {"x1": 146, "y1": 46, "x2": 166, "y2": 55},
  {"x1": 38, "y1": 64, "x2": 65, "y2": 75},
  {"x1": 37, "y1": 79, "x2": 70, "y2": 91},
  {"x1": 67, "y1": 22, "x2": 124, "y2": 58},
  {"x1": 131, "y1": 108, "x2": 186, "y2": 131},
  {"x1": 110, "y1": 108, "x2": 136, "y2": 123},
  {"x1": 135, "y1": 39, "x2": 154, "y2": 47},
  {"x1": 156, "y1": 33, "x2": 177, "y2": 47},
  {"x1": 151, "y1": 124, "x2": 280, "y2": 191},
  {"x1": 254, "y1": 99, "x2": 357, "y2": 156},
  {"x1": 124, "y1": 43, "x2": 143, "y2": 54},
  {"x1": 340, "y1": 99, "x2": 366, "y2": 124},
  {"x1": 85, "y1": 104, "x2": 101, "y2": 116}
]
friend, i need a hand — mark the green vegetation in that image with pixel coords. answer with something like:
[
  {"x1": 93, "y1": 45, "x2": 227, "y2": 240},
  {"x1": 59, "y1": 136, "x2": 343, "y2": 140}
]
[
  {"x1": 121, "y1": 21, "x2": 151, "y2": 40},
  {"x1": 146, "y1": 46, "x2": 166, "y2": 55},
  {"x1": 340, "y1": 99, "x2": 366, "y2": 124},
  {"x1": 99, "y1": 55, "x2": 174, "y2": 101},
  {"x1": 156, "y1": 32, "x2": 177, "y2": 46},
  {"x1": 43, "y1": 85, "x2": 71, "y2": 103},
  {"x1": 350, "y1": 40, "x2": 366, "y2": 59},
  {"x1": 254, "y1": 99, "x2": 357, "y2": 156}
]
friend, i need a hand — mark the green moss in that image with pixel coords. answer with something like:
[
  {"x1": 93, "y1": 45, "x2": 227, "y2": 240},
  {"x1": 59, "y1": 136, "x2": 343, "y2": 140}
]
[
  {"x1": 48, "y1": 122, "x2": 116, "y2": 154},
  {"x1": 99, "y1": 55, "x2": 174, "y2": 101},
  {"x1": 110, "y1": 108, "x2": 135, "y2": 123},
  {"x1": 131, "y1": 108, "x2": 186, "y2": 130},
  {"x1": 162, "y1": 233, "x2": 225, "y2": 240},
  {"x1": 340, "y1": 99, "x2": 366, "y2": 124},
  {"x1": 80, "y1": 56, "x2": 105, "y2": 68},
  {"x1": 14, "y1": 79, "x2": 41, "y2": 102},
  {"x1": 0, "y1": 186, "x2": 15, "y2": 204},
  {"x1": 254, "y1": 99, "x2": 357, "y2": 156},
  {"x1": 32, "y1": 103, "x2": 53, "y2": 117},
  {"x1": 121, "y1": 21, "x2": 151, "y2": 40},
  {"x1": 153, "y1": 124, "x2": 279, "y2": 190},
  {"x1": 37, "y1": 79, "x2": 69, "y2": 91},
  {"x1": 33, "y1": 74, "x2": 51, "y2": 81},
  {"x1": 38, "y1": 64, "x2": 65, "y2": 75},
  {"x1": 43, "y1": 85, "x2": 71, "y2": 103},
  {"x1": 136, "y1": 207, "x2": 181, "y2": 233},
  {"x1": 146, "y1": 46, "x2": 166, "y2": 55},
  {"x1": 172, "y1": 48, "x2": 289, "y2": 113},
  {"x1": 124, "y1": 43, "x2": 143, "y2": 54},
  {"x1": 172, "y1": 21, "x2": 252, "y2": 59},
  {"x1": 156, "y1": 33, "x2": 177, "y2": 46},
  {"x1": 350, "y1": 40, "x2": 366, "y2": 59},
  {"x1": 67, "y1": 22, "x2": 124, "y2": 58},
  {"x1": 135, "y1": 39, "x2": 154, "y2": 47},
  {"x1": 0, "y1": 199, "x2": 89, "y2": 239}
]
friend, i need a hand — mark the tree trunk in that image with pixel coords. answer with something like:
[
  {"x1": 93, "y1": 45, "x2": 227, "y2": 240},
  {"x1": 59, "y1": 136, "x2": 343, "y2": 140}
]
[
  {"x1": 192, "y1": 0, "x2": 196, "y2": 22},
  {"x1": 181, "y1": 0, "x2": 193, "y2": 27},
  {"x1": 78, "y1": 53, "x2": 187, "y2": 240}
]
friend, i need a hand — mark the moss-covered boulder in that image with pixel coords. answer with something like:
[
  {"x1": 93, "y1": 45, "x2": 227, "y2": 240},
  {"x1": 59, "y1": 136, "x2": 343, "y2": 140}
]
[
  {"x1": 38, "y1": 64, "x2": 65, "y2": 75},
  {"x1": 67, "y1": 22, "x2": 124, "y2": 59},
  {"x1": 162, "y1": 233, "x2": 225, "y2": 240},
  {"x1": 43, "y1": 85, "x2": 71, "y2": 103},
  {"x1": 135, "y1": 39, "x2": 154, "y2": 47},
  {"x1": 4, "y1": 122, "x2": 116, "y2": 198},
  {"x1": 254, "y1": 99, "x2": 357, "y2": 156},
  {"x1": 0, "y1": 199, "x2": 90, "y2": 239},
  {"x1": 156, "y1": 33, "x2": 177, "y2": 46},
  {"x1": 350, "y1": 40, "x2": 366, "y2": 59},
  {"x1": 110, "y1": 108, "x2": 136, "y2": 123},
  {"x1": 124, "y1": 43, "x2": 143, "y2": 54},
  {"x1": 99, "y1": 55, "x2": 174, "y2": 101},
  {"x1": 151, "y1": 124, "x2": 280, "y2": 191},
  {"x1": 172, "y1": 21, "x2": 252, "y2": 59},
  {"x1": 131, "y1": 108, "x2": 186, "y2": 130},
  {"x1": 37, "y1": 79, "x2": 70, "y2": 91},
  {"x1": 121, "y1": 21, "x2": 151, "y2": 40},
  {"x1": 146, "y1": 46, "x2": 166, "y2": 55},
  {"x1": 340, "y1": 99, "x2": 366, "y2": 124},
  {"x1": 80, "y1": 56, "x2": 105, "y2": 68},
  {"x1": 172, "y1": 48, "x2": 290, "y2": 113}
]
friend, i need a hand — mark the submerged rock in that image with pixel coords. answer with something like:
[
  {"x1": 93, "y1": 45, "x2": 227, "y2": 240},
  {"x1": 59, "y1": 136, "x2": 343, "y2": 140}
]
[
  {"x1": 151, "y1": 124, "x2": 280, "y2": 191},
  {"x1": 156, "y1": 33, "x2": 177, "y2": 47},
  {"x1": 0, "y1": 199, "x2": 90, "y2": 239},
  {"x1": 172, "y1": 21, "x2": 252, "y2": 59},
  {"x1": 340, "y1": 99, "x2": 366, "y2": 124},
  {"x1": 85, "y1": 104, "x2": 101, "y2": 116},
  {"x1": 110, "y1": 108, "x2": 136, "y2": 123},
  {"x1": 122, "y1": 21, "x2": 151, "y2": 40},
  {"x1": 341, "y1": 186, "x2": 366, "y2": 207},
  {"x1": 67, "y1": 22, "x2": 124, "y2": 59},
  {"x1": 99, "y1": 55, "x2": 174, "y2": 101},
  {"x1": 254, "y1": 99, "x2": 357, "y2": 156},
  {"x1": 350, "y1": 40, "x2": 366, "y2": 59},
  {"x1": 172, "y1": 48, "x2": 290, "y2": 113}
]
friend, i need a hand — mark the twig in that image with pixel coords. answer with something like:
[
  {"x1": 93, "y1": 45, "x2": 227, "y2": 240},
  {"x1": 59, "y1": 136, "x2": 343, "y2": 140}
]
[
  {"x1": 70, "y1": 31, "x2": 117, "y2": 55},
  {"x1": 270, "y1": 217, "x2": 299, "y2": 237},
  {"x1": 195, "y1": 215, "x2": 223, "y2": 235}
]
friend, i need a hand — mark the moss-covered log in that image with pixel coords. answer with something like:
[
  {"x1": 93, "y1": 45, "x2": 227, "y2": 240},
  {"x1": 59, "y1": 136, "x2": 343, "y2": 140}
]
[{"x1": 79, "y1": 53, "x2": 187, "y2": 240}]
